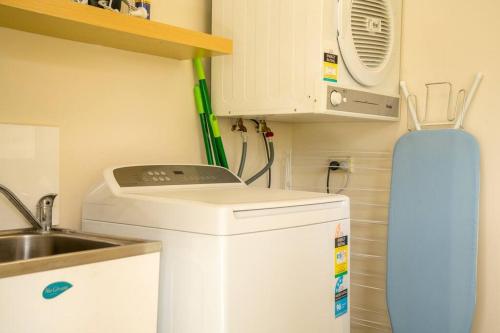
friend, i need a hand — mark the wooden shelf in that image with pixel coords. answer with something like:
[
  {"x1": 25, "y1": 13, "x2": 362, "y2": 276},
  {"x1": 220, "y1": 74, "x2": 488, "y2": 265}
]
[{"x1": 0, "y1": 0, "x2": 232, "y2": 60}]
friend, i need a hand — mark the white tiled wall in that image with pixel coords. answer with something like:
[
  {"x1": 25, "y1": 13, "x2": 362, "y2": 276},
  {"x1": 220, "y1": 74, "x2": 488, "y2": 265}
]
[
  {"x1": 291, "y1": 121, "x2": 402, "y2": 332},
  {"x1": 0, "y1": 124, "x2": 59, "y2": 230}
]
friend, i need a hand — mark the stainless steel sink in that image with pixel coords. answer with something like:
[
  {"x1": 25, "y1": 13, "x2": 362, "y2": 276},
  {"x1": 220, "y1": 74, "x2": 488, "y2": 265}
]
[
  {"x1": 0, "y1": 229, "x2": 161, "y2": 278},
  {"x1": 0, "y1": 185, "x2": 161, "y2": 278},
  {"x1": 0, "y1": 231, "x2": 120, "y2": 263}
]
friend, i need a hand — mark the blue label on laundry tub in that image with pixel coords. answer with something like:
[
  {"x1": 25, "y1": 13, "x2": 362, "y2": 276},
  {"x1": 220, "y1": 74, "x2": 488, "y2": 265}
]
[{"x1": 42, "y1": 281, "x2": 73, "y2": 300}]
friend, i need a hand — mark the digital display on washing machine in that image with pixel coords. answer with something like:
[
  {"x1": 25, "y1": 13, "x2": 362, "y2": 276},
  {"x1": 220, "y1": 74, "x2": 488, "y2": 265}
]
[{"x1": 113, "y1": 165, "x2": 241, "y2": 187}]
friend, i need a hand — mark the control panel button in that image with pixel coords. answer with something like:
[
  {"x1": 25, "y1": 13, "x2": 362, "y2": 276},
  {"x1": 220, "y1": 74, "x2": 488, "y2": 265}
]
[
  {"x1": 330, "y1": 91, "x2": 343, "y2": 107},
  {"x1": 152, "y1": 177, "x2": 159, "y2": 182},
  {"x1": 159, "y1": 177, "x2": 165, "y2": 181},
  {"x1": 147, "y1": 171, "x2": 154, "y2": 176}
]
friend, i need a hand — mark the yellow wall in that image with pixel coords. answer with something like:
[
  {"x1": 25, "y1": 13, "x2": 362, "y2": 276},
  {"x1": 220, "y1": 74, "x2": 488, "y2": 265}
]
[
  {"x1": 294, "y1": 0, "x2": 500, "y2": 330},
  {"x1": 0, "y1": 1, "x2": 292, "y2": 230},
  {"x1": 402, "y1": 1, "x2": 499, "y2": 330}
]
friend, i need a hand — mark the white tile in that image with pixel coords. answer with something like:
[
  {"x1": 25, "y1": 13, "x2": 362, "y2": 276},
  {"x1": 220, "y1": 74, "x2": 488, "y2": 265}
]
[{"x1": 0, "y1": 124, "x2": 59, "y2": 230}]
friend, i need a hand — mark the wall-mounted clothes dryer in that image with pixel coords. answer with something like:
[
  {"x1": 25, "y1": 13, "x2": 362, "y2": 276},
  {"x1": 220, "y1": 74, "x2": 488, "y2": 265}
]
[{"x1": 212, "y1": 0, "x2": 403, "y2": 121}]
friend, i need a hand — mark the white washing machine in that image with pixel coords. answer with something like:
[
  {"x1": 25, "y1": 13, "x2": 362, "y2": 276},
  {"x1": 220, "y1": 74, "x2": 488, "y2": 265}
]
[{"x1": 82, "y1": 165, "x2": 350, "y2": 333}]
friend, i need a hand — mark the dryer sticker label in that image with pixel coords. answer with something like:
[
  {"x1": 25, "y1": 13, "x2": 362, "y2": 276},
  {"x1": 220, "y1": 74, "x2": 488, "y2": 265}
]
[
  {"x1": 323, "y1": 52, "x2": 338, "y2": 83},
  {"x1": 335, "y1": 235, "x2": 348, "y2": 277},
  {"x1": 335, "y1": 275, "x2": 348, "y2": 318}
]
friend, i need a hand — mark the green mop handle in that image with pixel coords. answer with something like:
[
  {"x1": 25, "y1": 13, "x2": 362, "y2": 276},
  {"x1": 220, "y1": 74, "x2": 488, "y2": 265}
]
[
  {"x1": 194, "y1": 59, "x2": 220, "y2": 166},
  {"x1": 194, "y1": 85, "x2": 214, "y2": 165},
  {"x1": 194, "y1": 58, "x2": 228, "y2": 168},
  {"x1": 208, "y1": 114, "x2": 229, "y2": 168},
  {"x1": 199, "y1": 82, "x2": 221, "y2": 166}
]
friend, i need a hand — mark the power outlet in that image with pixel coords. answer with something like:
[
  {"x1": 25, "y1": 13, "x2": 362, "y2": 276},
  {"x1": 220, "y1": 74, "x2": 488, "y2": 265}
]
[{"x1": 329, "y1": 157, "x2": 353, "y2": 173}]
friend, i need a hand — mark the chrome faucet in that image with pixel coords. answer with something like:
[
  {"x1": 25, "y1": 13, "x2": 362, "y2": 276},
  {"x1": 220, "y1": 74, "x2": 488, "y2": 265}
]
[
  {"x1": 37, "y1": 194, "x2": 57, "y2": 231},
  {"x1": 0, "y1": 184, "x2": 57, "y2": 231}
]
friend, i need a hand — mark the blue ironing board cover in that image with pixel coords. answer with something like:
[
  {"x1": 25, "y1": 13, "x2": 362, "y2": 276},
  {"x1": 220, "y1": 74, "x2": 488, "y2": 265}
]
[{"x1": 387, "y1": 129, "x2": 480, "y2": 333}]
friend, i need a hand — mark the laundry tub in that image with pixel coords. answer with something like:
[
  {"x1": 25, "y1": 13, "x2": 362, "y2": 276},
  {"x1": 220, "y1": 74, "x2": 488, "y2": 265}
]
[{"x1": 0, "y1": 228, "x2": 161, "y2": 333}]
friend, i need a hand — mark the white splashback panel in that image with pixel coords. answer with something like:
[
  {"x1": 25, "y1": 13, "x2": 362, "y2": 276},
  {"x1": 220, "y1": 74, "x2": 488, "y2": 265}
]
[{"x1": 0, "y1": 124, "x2": 59, "y2": 230}]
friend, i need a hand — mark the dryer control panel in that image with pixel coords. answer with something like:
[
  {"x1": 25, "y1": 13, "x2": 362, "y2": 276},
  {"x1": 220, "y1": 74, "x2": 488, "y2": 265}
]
[
  {"x1": 326, "y1": 86, "x2": 399, "y2": 117},
  {"x1": 113, "y1": 165, "x2": 242, "y2": 187}
]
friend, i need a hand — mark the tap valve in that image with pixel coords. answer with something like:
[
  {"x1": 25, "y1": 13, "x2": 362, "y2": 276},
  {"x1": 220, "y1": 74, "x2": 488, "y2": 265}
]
[{"x1": 37, "y1": 194, "x2": 57, "y2": 232}]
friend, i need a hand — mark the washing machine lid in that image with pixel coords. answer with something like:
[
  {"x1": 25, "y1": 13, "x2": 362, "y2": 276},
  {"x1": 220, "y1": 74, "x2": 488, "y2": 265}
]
[
  {"x1": 83, "y1": 165, "x2": 350, "y2": 235},
  {"x1": 137, "y1": 187, "x2": 335, "y2": 207}
]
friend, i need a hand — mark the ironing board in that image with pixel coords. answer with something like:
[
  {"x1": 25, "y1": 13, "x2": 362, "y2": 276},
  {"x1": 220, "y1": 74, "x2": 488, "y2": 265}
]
[{"x1": 387, "y1": 129, "x2": 480, "y2": 333}]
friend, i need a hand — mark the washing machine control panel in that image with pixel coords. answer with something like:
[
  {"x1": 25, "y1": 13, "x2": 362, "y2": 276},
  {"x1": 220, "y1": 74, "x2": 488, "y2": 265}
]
[{"x1": 113, "y1": 165, "x2": 242, "y2": 187}]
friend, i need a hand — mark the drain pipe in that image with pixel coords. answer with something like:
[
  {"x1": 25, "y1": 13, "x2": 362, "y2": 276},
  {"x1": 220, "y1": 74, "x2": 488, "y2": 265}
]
[{"x1": 245, "y1": 131, "x2": 274, "y2": 185}]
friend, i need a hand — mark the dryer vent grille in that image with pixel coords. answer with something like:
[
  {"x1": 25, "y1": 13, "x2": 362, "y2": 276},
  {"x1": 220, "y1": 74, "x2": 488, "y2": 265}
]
[{"x1": 351, "y1": 0, "x2": 392, "y2": 69}]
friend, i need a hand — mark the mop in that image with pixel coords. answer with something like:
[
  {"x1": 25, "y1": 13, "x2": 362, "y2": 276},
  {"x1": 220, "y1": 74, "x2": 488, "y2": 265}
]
[
  {"x1": 387, "y1": 74, "x2": 483, "y2": 333},
  {"x1": 194, "y1": 85, "x2": 214, "y2": 165},
  {"x1": 193, "y1": 58, "x2": 228, "y2": 168}
]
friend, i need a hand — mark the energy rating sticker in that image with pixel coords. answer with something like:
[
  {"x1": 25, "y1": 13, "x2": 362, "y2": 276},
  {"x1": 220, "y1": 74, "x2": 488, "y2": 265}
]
[
  {"x1": 323, "y1": 52, "x2": 338, "y2": 83},
  {"x1": 335, "y1": 235, "x2": 348, "y2": 278},
  {"x1": 335, "y1": 275, "x2": 348, "y2": 318}
]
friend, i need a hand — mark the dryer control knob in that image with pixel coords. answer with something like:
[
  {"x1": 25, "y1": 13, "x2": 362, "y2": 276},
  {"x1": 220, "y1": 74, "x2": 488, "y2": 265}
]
[{"x1": 330, "y1": 91, "x2": 343, "y2": 106}]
